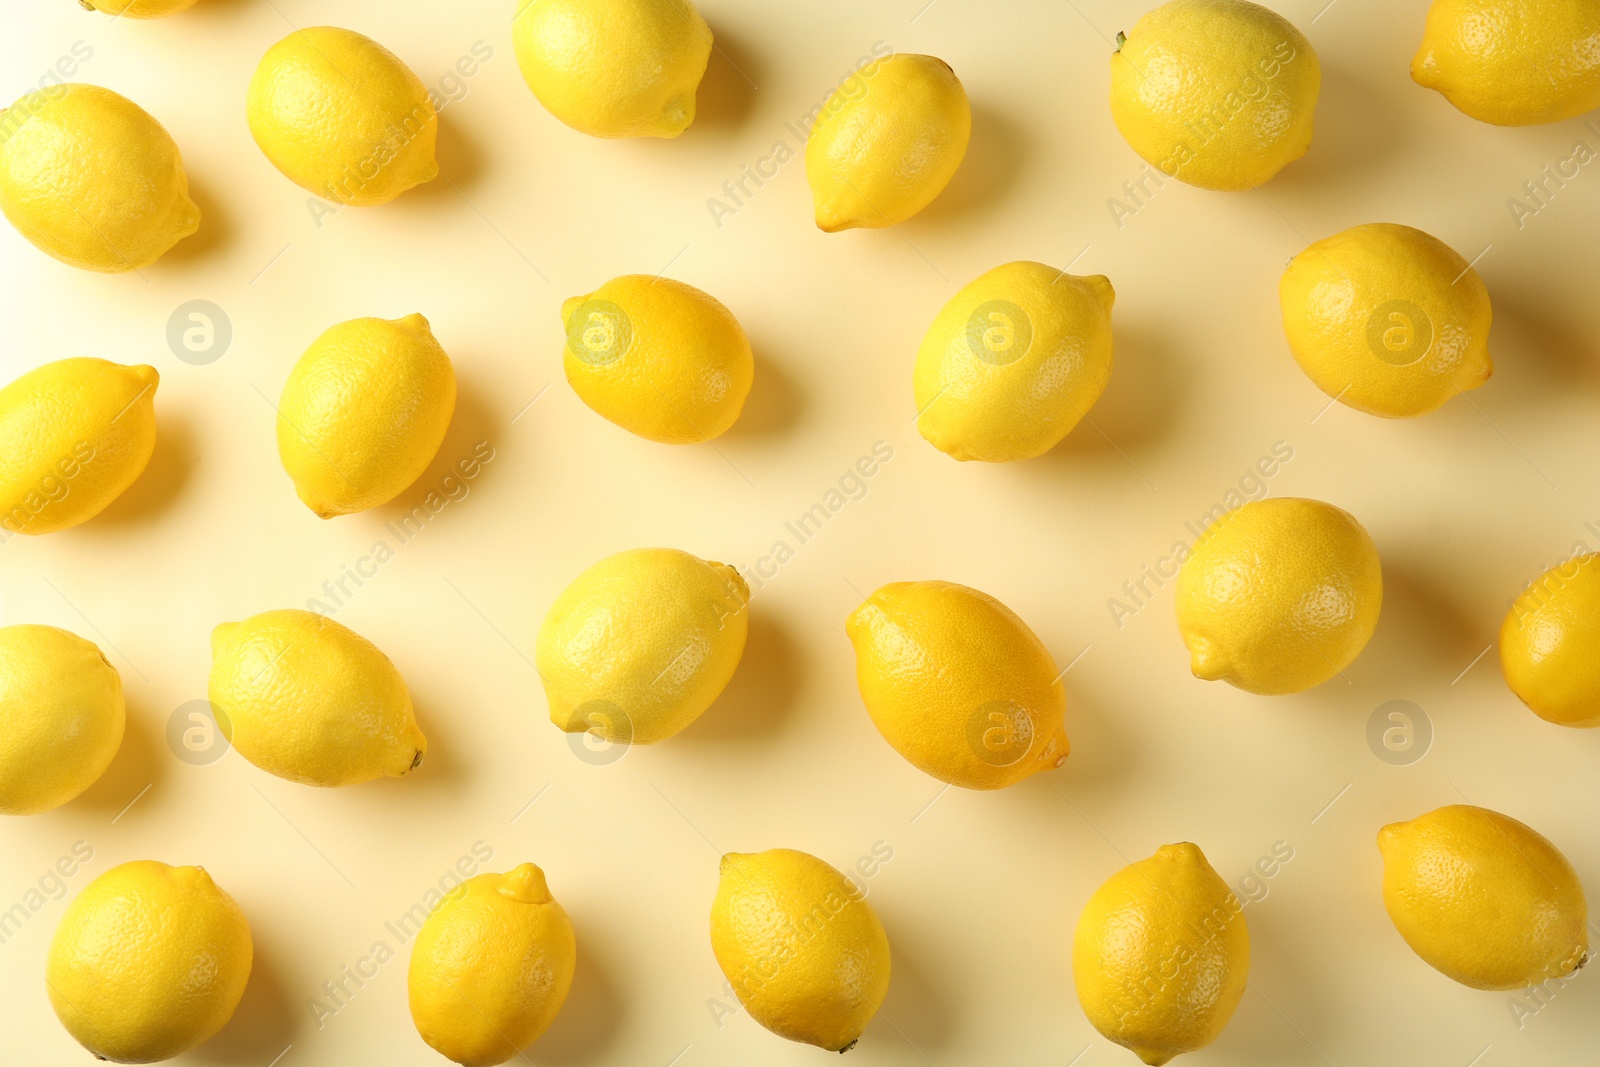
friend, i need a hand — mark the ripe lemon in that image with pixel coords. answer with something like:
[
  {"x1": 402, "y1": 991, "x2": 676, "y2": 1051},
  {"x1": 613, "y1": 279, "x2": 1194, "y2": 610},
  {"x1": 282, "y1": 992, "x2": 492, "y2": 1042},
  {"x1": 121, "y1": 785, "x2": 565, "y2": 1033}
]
[
  {"x1": 1175, "y1": 497, "x2": 1382, "y2": 695},
  {"x1": 47, "y1": 860, "x2": 252, "y2": 1063},
  {"x1": 1110, "y1": 0, "x2": 1320, "y2": 190},
  {"x1": 1379, "y1": 805, "x2": 1588, "y2": 989},
  {"x1": 1280, "y1": 223, "x2": 1492, "y2": 418},
  {"x1": 80, "y1": 0, "x2": 200, "y2": 16},
  {"x1": 1413, "y1": 0, "x2": 1600, "y2": 125},
  {"x1": 0, "y1": 625, "x2": 124, "y2": 815},
  {"x1": 563, "y1": 275, "x2": 753, "y2": 443},
  {"x1": 247, "y1": 27, "x2": 438, "y2": 205},
  {"x1": 846, "y1": 580, "x2": 1068, "y2": 789},
  {"x1": 915, "y1": 261, "x2": 1115, "y2": 462},
  {"x1": 209, "y1": 609, "x2": 427, "y2": 787},
  {"x1": 710, "y1": 848, "x2": 890, "y2": 1052},
  {"x1": 277, "y1": 314, "x2": 457, "y2": 518},
  {"x1": 0, "y1": 84, "x2": 198, "y2": 271},
  {"x1": 0, "y1": 358, "x2": 158, "y2": 535},
  {"x1": 1073, "y1": 843, "x2": 1249, "y2": 1066},
  {"x1": 537, "y1": 548, "x2": 748, "y2": 746},
  {"x1": 513, "y1": 0, "x2": 712, "y2": 138},
  {"x1": 409, "y1": 863, "x2": 576, "y2": 1066},
  {"x1": 1502, "y1": 553, "x2": 1600, "y2": 727},
  {"x1": 806, "y1": 53, "x2": 971, "y2": 231}
]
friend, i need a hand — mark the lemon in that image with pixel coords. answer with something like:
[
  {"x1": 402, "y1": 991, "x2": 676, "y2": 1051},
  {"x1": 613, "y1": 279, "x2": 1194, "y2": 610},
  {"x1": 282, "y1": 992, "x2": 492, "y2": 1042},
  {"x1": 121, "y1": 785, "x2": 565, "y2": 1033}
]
[
  {"x1": 915, "y1": 262, "x2": 1115, "y2": 462},
  {"x1": 1413, "y1": 0, "x2": 1600, "y2": 125},
  {"x1": 1502, "y1": 554, "x2": 1600, "y2": 727},
  {"x1": 563, "y1": 275, "x2": 753, "y2": 444},
  {"x1": 80, "y1": 0, "x2": 201, "y2": 16},
  {"x1": 409, "y1": 863, "x2": 576, "y2": 1067},
  {"x1": 806, "y1": 53, "x2": 970, "y2": 231},
  {"x1": 0, "y1": 84, "x2": 198, "y2": 272},
  {"x1": 277, "y1": 314, "x2": 457, "y2": 518},
  {"x1": 1110, "y1": 0, "x2": 1320, "y2": 191},
  {"x1": 1280, "y1": 223, "x2": 1492, "y2": 418},
  {"x1": 1073, "y1": 843, "x2": 1249, "y2": 1066},
  {"x1": 209, "y1": 609, "x2": 426, "y2": 787},
  {"x1": 1175, "y1": 497, "x2": 1382, "y2": 695},
  {"x1": 247, "y1": 27, "x2": 438, "y2": 205},
  {"x1": 0, "y1": 358, "x2": 158, "y2": 535},
  {"x1": 711, "y1": 848, "x2": 890, "y2": 1052},
  {"x1": 1379, "y1": 805, "x2": 1588, "y2": 989},
  {"x1": 0, "y1": 625, "x2": 123, "y2": 815},
  {"x1": 537, "y1": 548, "x2": 748, "y2": 745},
  {"x1": 513, "y1": 0, "x2": 712, "y2": 138},
  {"x1": 846, "y1": 580, "x2": 1068, "y2": 789},
  {"x1": 47, "y1": 860, "x2": 252, "y2": 1063}
]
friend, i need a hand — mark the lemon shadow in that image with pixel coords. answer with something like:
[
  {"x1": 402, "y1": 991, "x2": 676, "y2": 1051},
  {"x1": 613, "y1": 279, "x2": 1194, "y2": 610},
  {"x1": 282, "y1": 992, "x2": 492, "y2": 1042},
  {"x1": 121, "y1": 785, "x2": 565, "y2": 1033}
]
[
  {"x1": 1047, "y1": 320, "x2": 1187, "y2": 464},
  {"x1": 530, "y1": 919, "x2": 625, "y2": 1063},
  {"x1": 1047, "y1": 676, "x2": 1139, "y2": 795},
  {"x1": 722, "y1": 348, "x2": 803, "y2": 441},
  {"x1": 71, "y1": 698, "x2": 163, "y2": 818},
  {"x1": 91, "y1": 410, "x2": 196, "y2": 527},
  {"x1": 912, "y1": 102, "x2": 1028, "y2": 227},
  {"x1": 870, "y1": 925, "x2": 954, "y2": 1052},
  {"x1": 191, "y1": 936, "x2": 295, "y2": 1065},
  {"x1": 690, "y1": 24, "x2": 762, "y2": 134},
  {"x1": 1261, "y1": 64, "x2": 1411, "y2": 193},
  {"x1": 378, "y1": 374, "x2": 501, "y2": 526},
  {"x1": 405, "y1": 110, "x2": 489, "y2": 207},
  {"x1": 1477, "y1": 276, "x2": 1600, "y2": 405},
  {"x1": 682, "y1": 612, "x2": 802, "y2": 742},
  {"x1": 157, "y1": 174, "x2": 232, "y2": 267}
]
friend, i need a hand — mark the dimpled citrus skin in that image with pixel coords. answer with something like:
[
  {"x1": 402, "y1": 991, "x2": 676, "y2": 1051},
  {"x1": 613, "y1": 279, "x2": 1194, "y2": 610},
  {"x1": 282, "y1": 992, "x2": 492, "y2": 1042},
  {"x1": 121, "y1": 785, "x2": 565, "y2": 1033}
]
[
  {"x1": 537, "y1": 548, "x2": 749, "y2": 744},
  {"x1": 563, "y1": 275, "x2": 753, "y2": 444},
  {"x1": 409, "y1": 864, "x2": 576, "y2": 1067},
  {"x1": 277, "y1": 314, "x2": 457, "y2": 518},
  {"x1": 1175, "y1": 497, "x2": 1382, "y2": 695},
  {"x1": 0, "y1": 625, "x2": 124, "y2": 816},
  {"x1": 0, "y1": 358, "x2": 157, "y2": 535},
  {"x1": 47, "y1": 861, "x2": 252, "y2": 1063},
  {"x1": 1110, "y1": 0, "x2": 1320, "y2": 190},
  {"x1": 512, "y1": 0, "x2": 712, "y2": 138},
  {"x1": 1501, "y1": 554, "x2": 1600, "y2": 727},
  {"x1": 0, "y1": 84, "x2": 198, "y2": 271},
  {"x1": 1379, "y1": 805, "x2": 1589, "y2": 990},
  {"x1": 846, "y1": 581, "x2": 1068, "y2": 789},
  {"x1": 1413, "y1": 0, "x2": 1600, "y2": 125},
  {"x1": 1073, "y1": 843, "x2": 1249, "y2": 1066},
  {"x1": 915, "y1": 262, "x2": 1115, "y2": 462},
  {"x1": 247, "y1": 27, "x2": 437, "y2": 205},
  {"x1": 1280, "y1": 223, "x2": 1492, "y2": 418},
  {"x1": 82, "y1": 0, "x2": 201, "y2": 16},
  {"x1": 806, "y1": 53, "x2": 971, "y2": 231},
  {"x1": 209, "y1": 609, "x2": 426, "y2": 787},
  {"x1": 710, "y1": 849, "x2": 890, "y2": 1052}
]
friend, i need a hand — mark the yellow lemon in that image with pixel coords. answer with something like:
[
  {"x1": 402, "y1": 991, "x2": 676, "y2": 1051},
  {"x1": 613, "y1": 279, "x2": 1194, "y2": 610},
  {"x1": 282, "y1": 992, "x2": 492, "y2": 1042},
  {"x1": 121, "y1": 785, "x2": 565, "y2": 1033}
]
[
  {"x1": 409, "y1": 863, "x2": 576, "y2": 1067},
  {"x1": 80, "y1": 0, "x2": 201, "y2": 16},
  {"x1": 806, "y1": 53, "x2": 971, "y2": 231},
  {"x1": 209, "y1": 609, "x2": 426, "y2": 787},
  {"x1": 247, "y1": 27, "x2": 437, "y2": 205},
  {"x1": 846, "y1": 580, "x2": 1068, "y2": 789},
  {"x1": 277, "y1": 314, "x2": 457, "y2": 518},
  {"x1": 47, "y1": 860, "x2": 252, "y2": 1063},
  {"x1": 0, "y1": 625, "x2": 123, "y2": 815},
  {"x1": 0, "y1": 84, "x2": 198, "y2": 271},
  {"x1": 1280, "y1": 222, "x2": 1492, "y2": 418},
  {"x1": 513, "y1": 0, "x2": 712, "y2": 138},
  {"x1": 563, "y1": 275, "x2": 753, "y2": 444},
  {"x1": 915, "y1": 261, "x2": 1115, "y2": 462},
  {"x1": 1379, "y1": 805, "x2": 1588, "y2": 989},
  {"x1": 1175, "y1": 497, "x2": 1382, "y2": 695},
  {"x1": 0, "y1": 358, "x2": 158, "y2": 535},
  {"x1": 1413, "y1": 0, "x2": 1600, "y2": 125},
  {"x1": 1073, "y1": 843, "x2": 1249, "y2": 1066},
  {"x1": 1110, "y1": 0, "x2": 1320, "y2": 190},
  {"x1": 1502, "y1": 553, "x2": 1600, "y2": 727},
  {"x1": 711, "y1": 848, "x2": 890, "y2": 1052},
  {"x1": 537, "y1": 548, "x2": 748, "y2": 745}
]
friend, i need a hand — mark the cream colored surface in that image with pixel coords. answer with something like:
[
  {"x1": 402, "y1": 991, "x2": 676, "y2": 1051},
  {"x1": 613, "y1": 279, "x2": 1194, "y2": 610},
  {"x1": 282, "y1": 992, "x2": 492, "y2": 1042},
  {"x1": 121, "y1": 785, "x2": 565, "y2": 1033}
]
[{"x1": 1, "y1": 1, "x2": 1598, "y2": 1064}]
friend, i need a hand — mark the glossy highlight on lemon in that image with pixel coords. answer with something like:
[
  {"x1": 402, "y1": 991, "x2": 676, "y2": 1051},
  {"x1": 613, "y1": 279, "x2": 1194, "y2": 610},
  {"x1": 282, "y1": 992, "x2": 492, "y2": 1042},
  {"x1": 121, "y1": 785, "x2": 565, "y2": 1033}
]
[
  {"x1": 846, "y1": 580, "x2": 1068, "y2": 789},
  {"x1": 1501, "y1": 553, "x2": 1600, "y2": 727},
  {"x1": 806, "y1": 52, "x2": 971, "y2": 231},
  {"x1": 1074, "y1": 843, "x2": 1249, "y2": 1065},
  {"x1": 1280, "y1": 222, "x2": 1492, "y2": 418},
  {"x1": 1379, "y1": 805, "x2": 1588, "y2": 989},
  {"x1": 47, "y1": 860, "x2": 252, "y2": 1063},
  {"x1": 80, "y1": 0, "x2": 200, "y2": 16},
  {"x1": 409, "y1": 863, "x2": 576, "y2": 1066},
  {"x1": 916, "y1": 261, "x2": 1115, "y2": 462},
  {"x1": 0, "y1": 83, "x2": 198, "y2": 271},
  {"x1": 1110, "y1": 0, "x2": 1320, "y2": 190},
  {"x1": 711, "y1": 848, "x2": 891, "y2": 1052},
  {"x1": 1413, "y1": 0, "x2": 1600, "y2": 125}
]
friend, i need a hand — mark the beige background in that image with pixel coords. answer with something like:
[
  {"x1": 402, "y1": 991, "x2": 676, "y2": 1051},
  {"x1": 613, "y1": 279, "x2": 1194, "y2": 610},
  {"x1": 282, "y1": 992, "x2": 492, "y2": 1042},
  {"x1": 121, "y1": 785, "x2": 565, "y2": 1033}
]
[{"x1": 3, "y1": 0, "x2": 1599, "y2": 1064}]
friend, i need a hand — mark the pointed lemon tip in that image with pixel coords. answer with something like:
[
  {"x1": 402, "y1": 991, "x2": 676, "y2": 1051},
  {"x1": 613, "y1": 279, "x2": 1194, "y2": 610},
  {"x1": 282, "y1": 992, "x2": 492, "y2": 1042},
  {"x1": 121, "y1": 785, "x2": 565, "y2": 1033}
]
[
  {"x1": 1188, "y1": 637, "x2": 1229, "y2": 681},
  {"x1": 500, "y1": 862, "x2": 552, "y2": 904},
  {"x1": 560, "y1": 295, "x2": 587, "y2": 324},
  {"x1": 129, "y1": 364, "x2": 160, "y2": 391},
  {"x1": 1377, "y1": 822, "x2": 1403, "y2": 855},
  {"x1": 396, "y1": 312, "x2": 432, "y2": 334},
  {"x1": 210, "y1": 622, "x2": 237, "y2": 657},
  {"x1": 718, "y1": 852, "x2": 748, "y2": 876}
]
